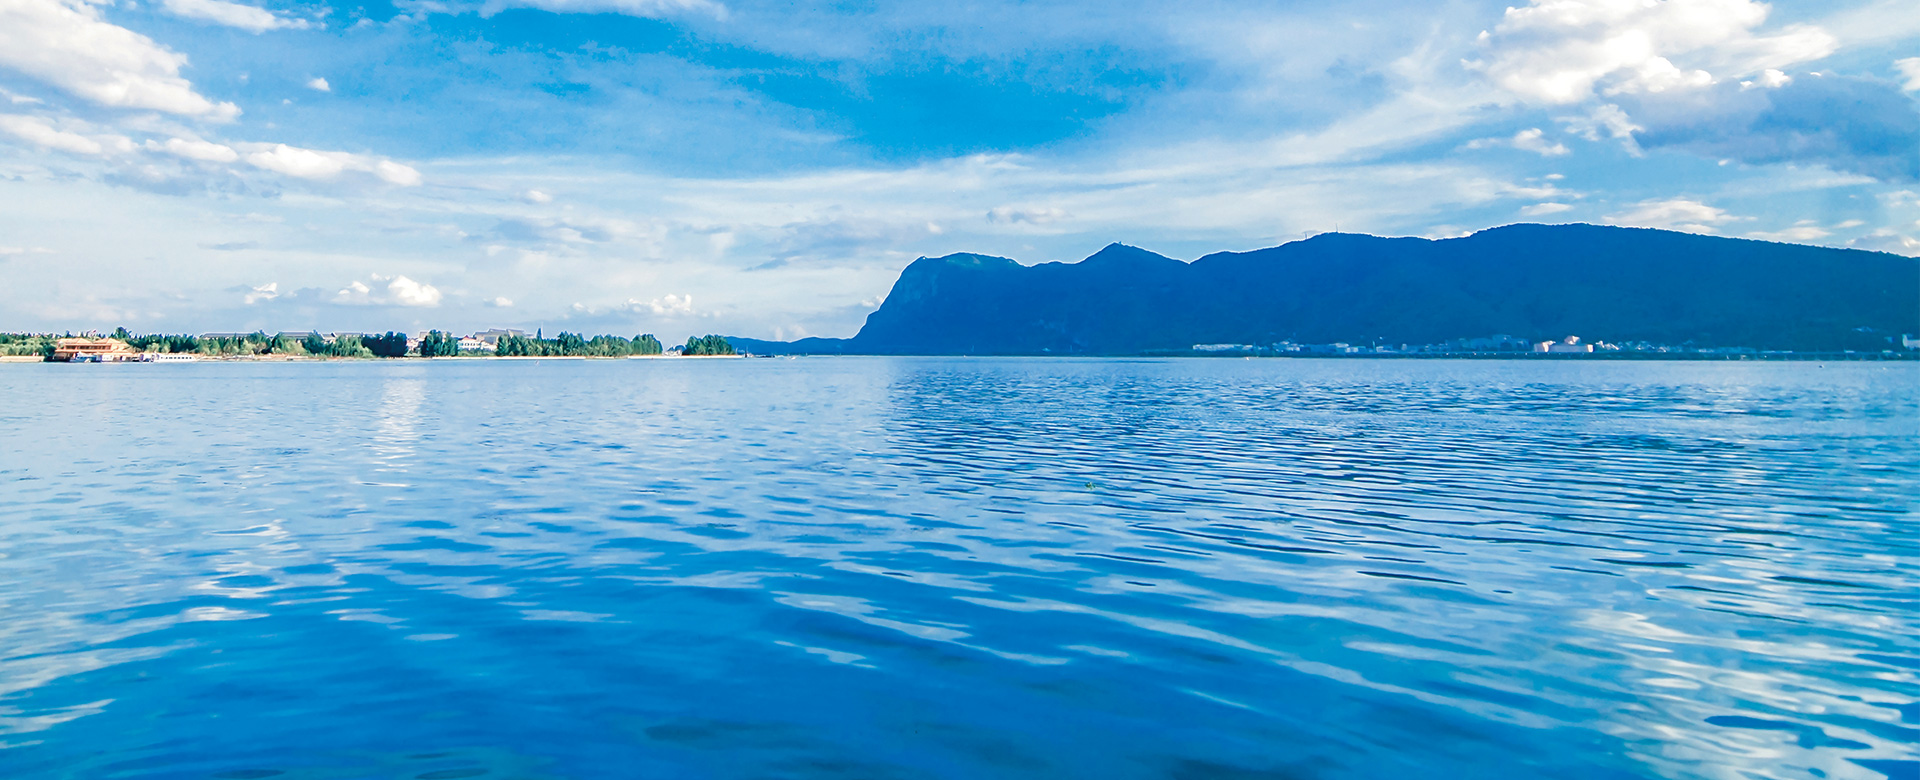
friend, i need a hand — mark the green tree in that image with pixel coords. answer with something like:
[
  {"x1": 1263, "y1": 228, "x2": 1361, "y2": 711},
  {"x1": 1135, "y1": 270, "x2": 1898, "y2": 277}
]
[
  {"x1": 683, "y1": 334, "x2": 736, "y2": 356},
  {"x1": 365, "y1": 332, "x2": 410, "y2": 358},
  {"x1": 418, "y1": 330, "x2": 459, "y2": 357}
]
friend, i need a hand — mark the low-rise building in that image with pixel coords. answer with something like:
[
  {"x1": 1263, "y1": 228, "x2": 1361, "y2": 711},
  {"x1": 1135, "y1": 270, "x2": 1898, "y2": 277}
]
[
  {"x1": 472, "y1": 329, "x2": 524, "y2": 347},
  {"x1": 1535, "y1": 336, "x2": 1594, "y2": 354},
  {"x1": 53, "y1": 337, "x2": 140, "y2": 362}
]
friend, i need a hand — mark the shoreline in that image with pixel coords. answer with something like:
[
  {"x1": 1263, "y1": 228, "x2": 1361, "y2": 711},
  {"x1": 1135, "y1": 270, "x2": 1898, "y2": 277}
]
[{"x1": 4, "y1": 352, "x2": 1913, "y2": 364}]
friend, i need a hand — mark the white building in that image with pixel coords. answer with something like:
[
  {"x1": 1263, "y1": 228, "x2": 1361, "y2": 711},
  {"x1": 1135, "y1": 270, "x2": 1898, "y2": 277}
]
[{"x1": 1535, "y1": 336, "x2": 1594, "y2": 353}]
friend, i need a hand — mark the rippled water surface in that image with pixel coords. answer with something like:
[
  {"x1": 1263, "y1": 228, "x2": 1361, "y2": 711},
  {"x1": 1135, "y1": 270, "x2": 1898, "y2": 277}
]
[{"x1": 1, "y1": 358, "x2": 1916, "y2": 780}]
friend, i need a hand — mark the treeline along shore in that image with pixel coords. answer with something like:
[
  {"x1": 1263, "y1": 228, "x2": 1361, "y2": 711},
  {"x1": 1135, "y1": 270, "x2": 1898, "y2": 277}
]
[{"x1": 0, "y1": 329, "x2": 739, "y2": 362}]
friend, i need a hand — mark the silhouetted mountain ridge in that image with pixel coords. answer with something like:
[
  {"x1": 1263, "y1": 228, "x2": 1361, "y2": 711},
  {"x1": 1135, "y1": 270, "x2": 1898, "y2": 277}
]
[{"x1": 730, "y1": 224, "x2": 1919, "y2": 355}]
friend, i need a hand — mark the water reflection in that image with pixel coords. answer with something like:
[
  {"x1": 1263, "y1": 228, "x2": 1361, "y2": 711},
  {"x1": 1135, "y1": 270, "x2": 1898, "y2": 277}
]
[{"x1": 0, "y1": 359, "x2": 1912, "y2": 780}]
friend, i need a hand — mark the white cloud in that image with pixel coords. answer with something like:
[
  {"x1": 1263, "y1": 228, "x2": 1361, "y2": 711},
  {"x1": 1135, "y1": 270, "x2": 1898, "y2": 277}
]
[
  {"x1": 0, "y1": 245, "x2": 53, "y2": 256},
  {"x1": 986, "y1": 205, "x2": 1069, "y2": 224},
  {"x1": 243, "y1": 282, "x2": 278, "y2": 304},
  {"x1": 1559, "y1": 103, "x2": 1643, "y2": 153},
  {"x1": 478, "y1": 0, "x2": 726, "y2": 21},
  {"x1": 1747, "y1": 222, "x2": 1831, "y2": 242},
  {"x1": 0, "y1": 114, "x2": 102, "y2": 155},
  {"x1": 248, "y1": 143, "x2": 346, "y2": 179},
  {"x1": 1850, "y1": 229, "x2": 1920, "y2": 256},
  {"x1": 1521, "y1": 202, "x2": 1573, "y2": 216},
  {"x1": 637, "y1": 293, "x2": 693, "y2": 315},
  {"x1": 1467, "y1": 127, "x2": 1570, "y2": 156},
  {"x1": 336, "y1": 274, "x2": 442, "y2": 307},
  {"x1": 1739, "y1": 68, "x2": 1790, "y2": 90},
  {"x1": 1472, "y1": 0, "x2": 1836, "y2": 105},
  {"x1": 374, "y1": 160, "x2": 423, "y2": 186},
  {"x1": 0, "y1": 0, "x2": 241, "y2": 118},
  {"x1": 243, "y1": 143, "x2": 423, "y2": 186},
  {"x1": 160, "y1": 0, "x2": 308, "y2": 32},
  {"x1": 385, "y1": 275, "x2": 441, "y2": 306},
  {"x1": 1897, "y1": 58, "x2": 1920, "y2": 92},
  {"x1": 1511, "y1": 128, "x2": 1570, "y2": 156},
  {"x1": 148, "y1": 136, "x2": 238, "y2": 163},
  {"x1": 306, "y1": 77, "x2": 330, "y2": 92},
  {"x1": 522, "y1": 189, "x2": 553, "y2": 203},
  {"x1": 484, "y1": 296, "x2": 513, "y2": 307},
  {"x1": 1605, "y1": 197, "x2": 1739, "y2": 233}
]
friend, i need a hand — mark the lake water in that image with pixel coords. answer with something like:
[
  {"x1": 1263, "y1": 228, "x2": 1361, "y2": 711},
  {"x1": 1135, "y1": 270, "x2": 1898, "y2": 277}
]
[{"x1": 1, "y1": 358, "x2": 1915, "y2": 780}]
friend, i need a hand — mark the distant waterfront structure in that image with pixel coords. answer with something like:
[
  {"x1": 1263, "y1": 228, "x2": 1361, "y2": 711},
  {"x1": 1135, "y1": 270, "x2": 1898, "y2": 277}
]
[
  {"x1": 1534, "y1": 336, "x2": 1594, "y2": 354},
  {"x1": 53, "y1": 337, "x2": 140, "y2": 362},
  {"x1": 472, "y1": 329, "x2": 524, "y2": 349}
]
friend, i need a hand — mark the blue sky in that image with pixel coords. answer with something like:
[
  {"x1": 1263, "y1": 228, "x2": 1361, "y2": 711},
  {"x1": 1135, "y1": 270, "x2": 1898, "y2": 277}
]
[{"x1": 1, "y1": 0, "x2": 1917, "y2": 340}]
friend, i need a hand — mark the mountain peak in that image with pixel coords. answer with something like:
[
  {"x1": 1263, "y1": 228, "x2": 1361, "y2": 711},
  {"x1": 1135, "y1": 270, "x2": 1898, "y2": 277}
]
[{"x1": 1079, "y1": 243, "x2": 1183, "y2": 269}]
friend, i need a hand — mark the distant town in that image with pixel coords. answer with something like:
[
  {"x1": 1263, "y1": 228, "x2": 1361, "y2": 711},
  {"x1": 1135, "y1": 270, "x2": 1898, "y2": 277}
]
[
  {"x1": 0, "y1": 329, "x2": 738, "y2": 363},
  {"x1": 1180, "y1": 333, "x2": 1920, "y2": 360},
  {"x1": 2, "y1": 329, "x2": 1916, "y2": 363}
]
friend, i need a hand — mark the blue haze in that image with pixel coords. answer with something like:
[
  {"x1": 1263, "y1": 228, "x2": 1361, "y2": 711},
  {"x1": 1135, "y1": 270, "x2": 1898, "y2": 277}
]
[{"x1": 0, "y1": 359, "x2": 1917, "y2": 779}]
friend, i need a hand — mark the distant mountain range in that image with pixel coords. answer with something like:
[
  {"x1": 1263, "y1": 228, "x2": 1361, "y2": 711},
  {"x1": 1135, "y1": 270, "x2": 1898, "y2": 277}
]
[{"x1": 730, "y1": 223, "x2": 1920, "y2": 355}]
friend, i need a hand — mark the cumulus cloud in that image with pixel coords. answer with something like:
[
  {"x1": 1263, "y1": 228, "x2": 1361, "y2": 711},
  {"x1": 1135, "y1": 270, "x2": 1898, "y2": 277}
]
[
  {"x1": 0, "y1": 113, "x2": 103, "y2": 155},
  {"x1": 1472, "y1": 0, "x2": 1835, "y2": 104},
  {"x1": 159, "y1": 0, "x2": 308, "y2": 33},
  {"x1": 0, "y1": 0, "x2": 240, "y2": 118},
  {"x1": 335, "y1": 275, "x2": 443, "y2": 307},
  {"x1": 1605, "y1": 197, "x2": 1739, "y2": 233},
  {"x1": 986, "y1": 205, "x2": 1070, "y2": 224},
  {"x1": 1897, "y1": 58, "x2": 1920, "y2": 92},
  {"x1": 1521, "y1": 202, "x2": 1573, "y2": 216},
  {"x1": 640, "y1": 293, "x2": 693, "y2": 315},
  {"x1": 306, "y1": 77, "x2": 330, "y2": 92},
  {"x1": 337, "y1": 276, "x2": 445, "y2": 307},
  {"x1": 384, "y1": 276, "x2": 441, "y2": 306},
  {"x1": 1467, "y1": 127, "x2": 1570, "y2": 156},
  {"x1": 522, "y1": 189, "x2": 552, "y2": 203},
  {"x1": 244, "y1": 143, "x2": 423, "y2": 186},
  {"x1": 148, "y1": 136, "x2": 239, "y2": 163},
  {"x1": 478, "y1": 0, "x2": 725, "y2": 20},
  {"x1": 484, "y1": 296, "x2": 513, "y2": 307}
]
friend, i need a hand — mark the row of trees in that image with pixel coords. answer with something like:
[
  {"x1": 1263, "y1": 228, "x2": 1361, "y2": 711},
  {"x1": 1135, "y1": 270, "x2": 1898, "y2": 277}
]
[
  {"x1": 495, "y1": 332, "x2": 665, "y2": 357},
  {"x1": 2, "y1": 329, "x2": 735, "y2": 359},
  {"x1": 0, "y1": 333, "x2": 55, "y2": 358}
]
